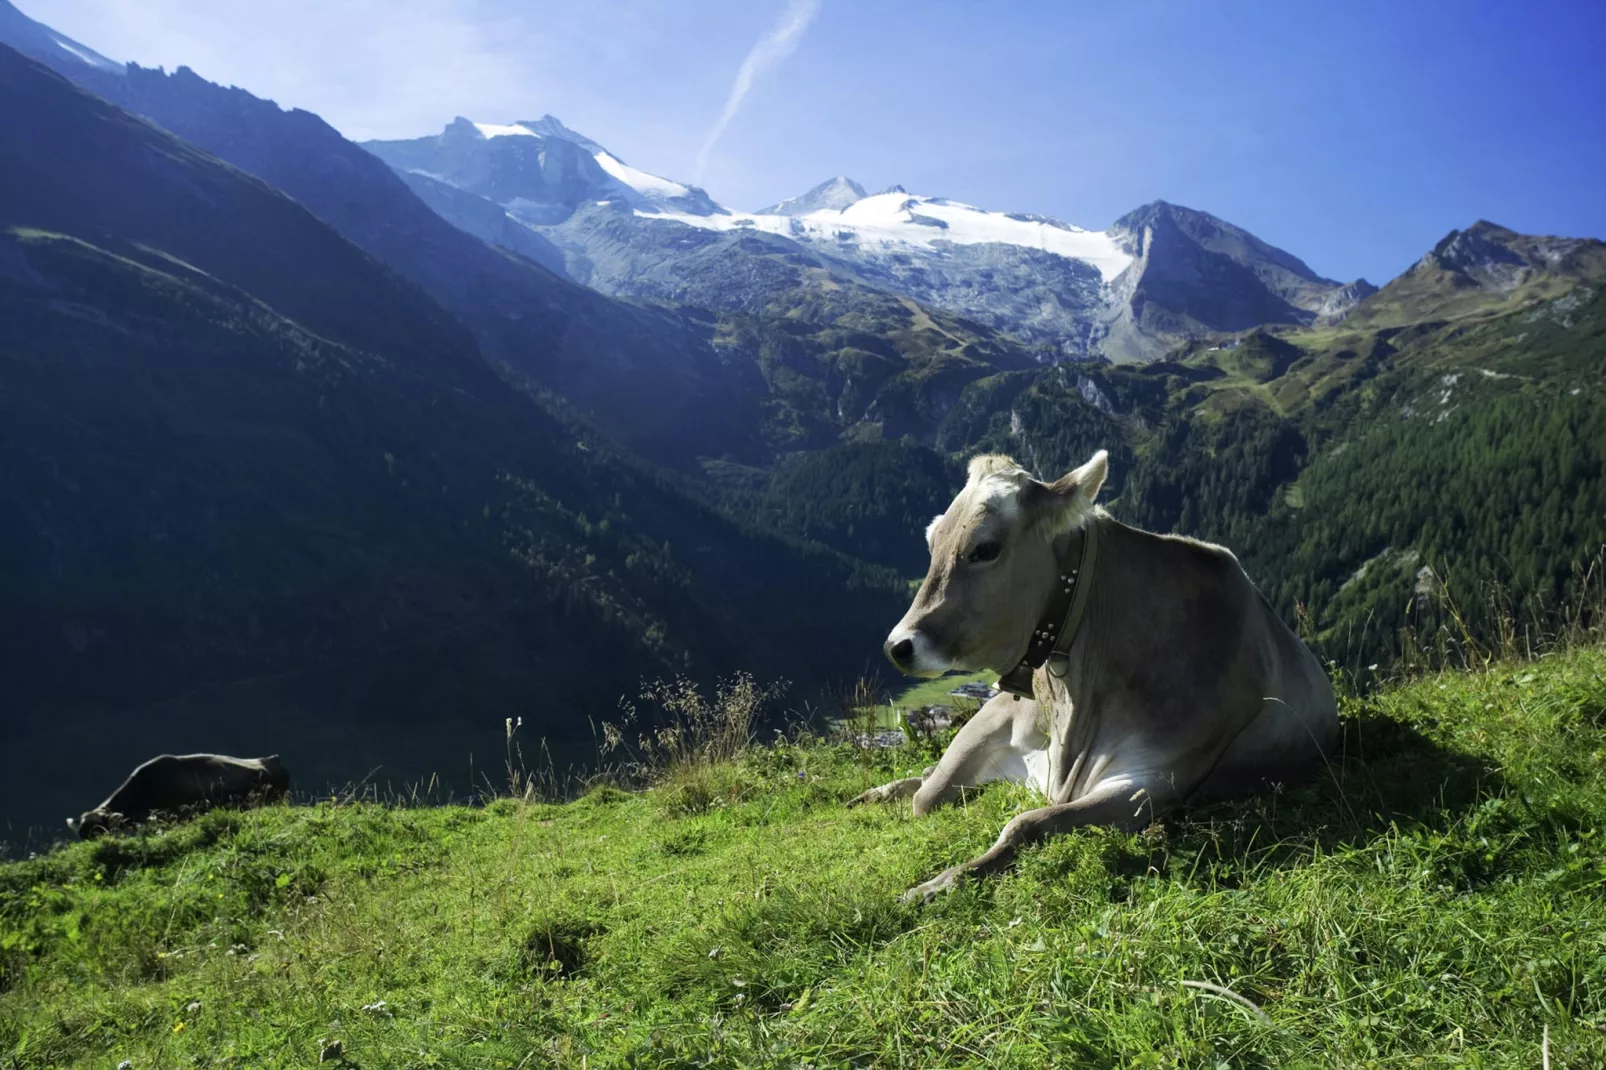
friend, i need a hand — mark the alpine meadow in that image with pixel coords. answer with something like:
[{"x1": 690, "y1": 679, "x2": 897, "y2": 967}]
[{"x1": 2, "y1": 1, "x2": 1604, "y2": 1066}]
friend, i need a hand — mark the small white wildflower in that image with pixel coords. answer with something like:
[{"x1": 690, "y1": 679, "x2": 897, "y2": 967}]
[
  {"x1": 118, "y1": 1062, "x2": 133, "y2": 1070},
  {"x1": 361, "y1": 1000, "x2": 389, "y2": 1015},
  {"x1": 1368, "y1": 664, "x2": 1379, "y2": 672}
]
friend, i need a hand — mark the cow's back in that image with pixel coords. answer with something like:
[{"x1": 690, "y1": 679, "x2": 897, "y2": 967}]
[
  {"x1": 98, "y1": 753, "x2": 283, "y2": 821},
  {"x1": 1054, "y1": 519, "x2": 1337, "y2": 802}
]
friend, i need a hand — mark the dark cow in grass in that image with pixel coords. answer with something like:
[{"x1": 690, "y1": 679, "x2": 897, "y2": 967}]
[{"x1": 67, "y1": 754, "x2": 290, "y2": 838}]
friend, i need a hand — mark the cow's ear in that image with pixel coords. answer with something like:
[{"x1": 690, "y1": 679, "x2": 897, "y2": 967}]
[
  {"x1": 1025, "y1": 449, "x2": 1108, "y2": 532},
  {"x1": 65, "y1": 816, "x2": 78, "y2": 831}
]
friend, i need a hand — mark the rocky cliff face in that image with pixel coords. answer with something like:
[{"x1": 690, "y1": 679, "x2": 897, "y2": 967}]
[{"x1": 1099, "y1": 201, "x2": 1376, "y2": 360}]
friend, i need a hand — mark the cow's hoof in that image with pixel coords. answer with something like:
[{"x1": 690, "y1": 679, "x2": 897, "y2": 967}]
[{"x1": 900, "y1": 865, "x2": 965, "y2": 905}]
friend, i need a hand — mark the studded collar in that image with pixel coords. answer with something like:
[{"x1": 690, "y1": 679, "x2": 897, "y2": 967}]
[{"x1": 995, "y1": 516, "x2": 1101, "y2": 700}]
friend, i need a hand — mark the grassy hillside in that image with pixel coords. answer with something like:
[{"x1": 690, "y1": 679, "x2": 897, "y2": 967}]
[{"x1": 5, "y1": 645, "x2": 1604, "y2": 1067}]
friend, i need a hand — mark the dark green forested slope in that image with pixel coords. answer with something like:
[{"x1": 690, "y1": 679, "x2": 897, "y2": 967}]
[
  {"x1": 1131, "y1": 273, "x2": 1606, "y2": 664},
  {"x1": 0, "y1": 47, "x2": 902, "y2": 837}
]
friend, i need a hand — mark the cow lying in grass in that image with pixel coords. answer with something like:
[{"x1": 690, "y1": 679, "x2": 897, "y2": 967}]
[
  {"x1": 858, "y1": 450, "x2": 1336, "y2": 902},
  {"x1": 67, "y1": 754, "x2": 290, "y2": 839}
]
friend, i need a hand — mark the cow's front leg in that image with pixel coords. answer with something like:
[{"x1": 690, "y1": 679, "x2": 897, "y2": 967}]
[
  {"x1": 901, "y1": 774, "x2": 1173, "y2": 904},
  {"x1": 847, "y1": 773, "x2": 931, "y2": 807},
  {"x1": 851, "y1": 694, "x2": 1045, "y2": 815}
]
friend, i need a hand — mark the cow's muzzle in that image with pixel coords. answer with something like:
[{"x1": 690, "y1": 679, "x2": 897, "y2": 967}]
[
  {"x1": 884, "y1": 627, "x2": 946, "y2": 677},
  {"x1": 885, "y1": 636, "x2": 915, "y2": 671}
]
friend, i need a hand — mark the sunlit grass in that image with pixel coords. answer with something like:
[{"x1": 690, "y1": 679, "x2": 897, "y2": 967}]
[{"x1": 4, "y1": 647, "x2": 1605, "y2": 1067}]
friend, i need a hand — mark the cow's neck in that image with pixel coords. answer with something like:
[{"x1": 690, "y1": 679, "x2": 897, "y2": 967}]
[{"x1": 995, "y1": 514, "x2": 1100, "y2": 699}]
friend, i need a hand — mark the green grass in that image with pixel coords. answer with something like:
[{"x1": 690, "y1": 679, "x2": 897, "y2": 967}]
[
  {"x1": 5, "y1": 647, "x2": 1606, "y2": 1067},
  {"x1": 837, "y1": 671, "x2": 995, "y2": 733},
  {"x1": 893, "y1": 670, "x2": 997, "y2": 709}
]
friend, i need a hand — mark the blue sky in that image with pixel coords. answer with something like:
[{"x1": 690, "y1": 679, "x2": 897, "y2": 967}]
[{"x1": 29, "y1": 0, "x2": 1606, "y2": 285}]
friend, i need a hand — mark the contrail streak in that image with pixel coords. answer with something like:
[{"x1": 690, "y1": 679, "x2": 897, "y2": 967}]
[{"x1": 695, "y1": 0, "x2": 821, "y2": 181}]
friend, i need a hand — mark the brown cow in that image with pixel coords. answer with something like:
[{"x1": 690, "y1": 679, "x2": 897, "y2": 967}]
[
  {"x1": 67, "y1": 754, "x2": 290, "y2": 838},
  {"x1": 862, "y1": 449, "x2": 1337, "y2": 902}
]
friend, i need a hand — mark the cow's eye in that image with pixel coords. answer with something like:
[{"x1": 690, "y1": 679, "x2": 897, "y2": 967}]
[{"x1": 968, "y1": 541, "x2": 1002, "y2": 564}]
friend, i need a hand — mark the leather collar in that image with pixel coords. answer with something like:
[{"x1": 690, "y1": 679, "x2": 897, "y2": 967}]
[{"x1": 995, "y1": 517, "x2": 1100, "y2": 700}]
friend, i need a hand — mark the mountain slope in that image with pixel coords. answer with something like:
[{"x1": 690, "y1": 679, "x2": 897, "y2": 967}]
[
  {"x1": 0, "y1": 5, "x2": 792, "y2": 466},
  {"x1": 1109, "y1": 221, "x2": 1606, "y2": 663},
  {"x1": 0, "y1": 45, "x2": 902, "y2": 834},
  {"x1": 1342, "y1": 219, "x2": 1606, "y2": 328},
  {"x1": 0, "y1": 0, "x2": 117, "y2": 71},
  {"x1": 0, "y1": 5, "x2": 1052, "y2": 468}
]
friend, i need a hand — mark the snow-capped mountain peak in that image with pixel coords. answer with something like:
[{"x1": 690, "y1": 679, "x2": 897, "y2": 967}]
[
  {"x1": 369, "y1": 116, "x2": 725, "y2": 221},
  {"x1": 757, "y1": 176, "x2": 867, "y2": 216},
  {"x1": 465, "y1": 114, "x2": 602, "y2": 152}
]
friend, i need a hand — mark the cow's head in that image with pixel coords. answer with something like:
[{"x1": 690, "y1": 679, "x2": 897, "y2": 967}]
[
  {"x1": 884, "y1": 449, "x2": 1108, "y2": 676},
  {"x1": 67, "y1": 810, "x2": 116, "y2": 839}
]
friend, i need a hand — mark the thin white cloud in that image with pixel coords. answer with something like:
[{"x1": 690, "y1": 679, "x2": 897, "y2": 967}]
[{"x1": 695, "y1": 0, "x2": 820, "y2": 182}]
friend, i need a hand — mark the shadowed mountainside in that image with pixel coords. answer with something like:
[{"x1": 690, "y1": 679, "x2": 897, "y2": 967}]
[{"x1": 0, "y1": 46, "x2": 903, "y2": 836}]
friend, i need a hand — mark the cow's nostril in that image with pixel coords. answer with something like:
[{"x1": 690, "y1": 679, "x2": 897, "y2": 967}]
[{"x1": 888, "y1": 638, "x2": 915, "y2": 668}]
